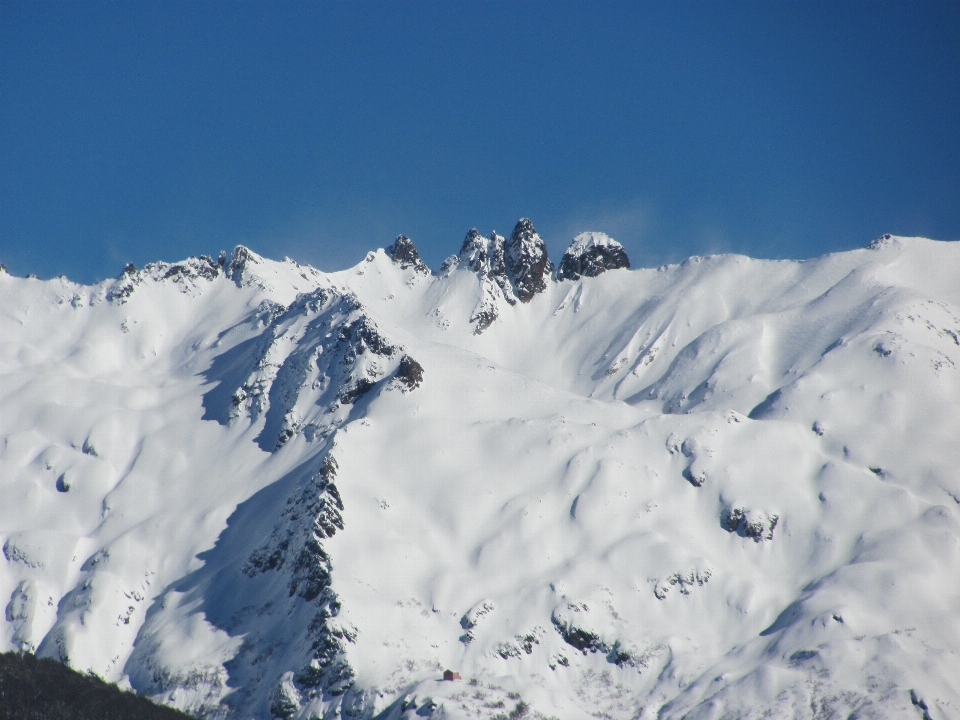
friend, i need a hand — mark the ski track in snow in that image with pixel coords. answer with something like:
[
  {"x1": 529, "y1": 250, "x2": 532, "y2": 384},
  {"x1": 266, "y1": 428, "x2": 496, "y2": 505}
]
[{"x1": 2, "y1": 231, "x2": 959, "y2": 719}]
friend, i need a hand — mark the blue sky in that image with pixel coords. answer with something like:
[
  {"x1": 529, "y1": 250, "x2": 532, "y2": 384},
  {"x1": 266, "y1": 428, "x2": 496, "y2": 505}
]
[{"x1": 2, "y1": 1, "x2": 958, "y2": 283}]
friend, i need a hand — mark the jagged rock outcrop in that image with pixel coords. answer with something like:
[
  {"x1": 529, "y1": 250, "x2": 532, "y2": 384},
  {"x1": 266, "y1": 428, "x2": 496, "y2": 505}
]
[
  {"x1": 222, "y1": 288, "x2": 417, "y2": 451},
  {"x1": 125, "y1": 451, "x2": 361, "y2": 720},
  {"x1": 550, "y1": 603, "x2": 637, "y2": 668},
  {"x1": 459, "y1": 229, "x2": 510, "y2": 291},
  {"x1": 556, "y1": 232, "x2": 630, "y2": 281},
  {"x1": 107, "y1": 253, "x2": 226, "y2": 303},
  {"x1": 653, "y1": 569, "x2": 712, "y2": 600},
  {"x1": 386, "y1": 235, "x2": 429, "y2": 274},
  {"x1": 505, "y1": 218, "x2": 551, "y2": 302},
  {"x1": 241, "y1": 455, "x2": 356, "y2": 715},
  {"x1": 393, "y1": 355, "x2": 424, "y2": 391},
  {"x1": 458, "y1": 229, "x2": 516, "y2": 332},
  {"x1": 228, "y1": 245, "x2": 263, "y2": 286},
  {"x1": 721, "y1": 503, "x2": 779, "y2": 542}
]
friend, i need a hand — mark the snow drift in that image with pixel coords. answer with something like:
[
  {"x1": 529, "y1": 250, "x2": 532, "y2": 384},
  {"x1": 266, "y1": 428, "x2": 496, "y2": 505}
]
[{"x1": 2, "y1": 222, "x2": 959, "y2": 719}]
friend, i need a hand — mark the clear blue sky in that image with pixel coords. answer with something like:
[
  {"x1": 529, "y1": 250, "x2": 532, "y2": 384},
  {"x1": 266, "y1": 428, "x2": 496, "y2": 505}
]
[{"x1": 2, "y1": 1, "x2": 958, "y2": 283}]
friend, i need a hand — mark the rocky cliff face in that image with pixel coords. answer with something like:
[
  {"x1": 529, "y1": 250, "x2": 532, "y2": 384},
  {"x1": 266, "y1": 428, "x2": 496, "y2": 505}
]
[
  {"x1": 557, "y1": 232, "x2": 630, "y2": 281},
  {"x1": 457, "y1": 229, "x2": 516, "y2": 332},
  {"x1": 385, "y1": 236, "x2": 429, "y2": 275},
  {"x1": 504, "y1": 218, "x2": 551, "y2": 303},
  {"x1": 217, "y1": 288, "x2": 419, "y2": 451},
  {"x1": 455, "y1": 220, "x2": 552, "y2": 331},
  {"x1": 107, "y1": 253, "x2": 227, "y2": 303}
]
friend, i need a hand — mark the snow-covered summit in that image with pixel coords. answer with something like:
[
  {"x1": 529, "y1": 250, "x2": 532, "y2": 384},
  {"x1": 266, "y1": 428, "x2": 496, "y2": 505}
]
[
  {"x1": 568, "y1": 230, "x2": 621, "y2": 253},
  {"x1": 385, "y1": 235, "x2": 429, "y2": 275},
  {"x1": 2, "y1": 231, "x2": 959, "y2": 720},
  {"x1": 557, "y1": 231, "x2": 630, "y2": 280}
]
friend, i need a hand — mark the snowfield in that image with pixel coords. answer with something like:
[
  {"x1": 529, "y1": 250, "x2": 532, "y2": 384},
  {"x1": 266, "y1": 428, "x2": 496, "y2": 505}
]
[{"x1": 2, "y1": 225, "x2": 959, "y2": 719}]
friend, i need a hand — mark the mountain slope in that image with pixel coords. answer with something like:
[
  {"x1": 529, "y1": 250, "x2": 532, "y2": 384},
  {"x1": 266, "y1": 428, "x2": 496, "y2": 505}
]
[{"x1": 2, "y1": 229, "x2": 959, "y2": 719}]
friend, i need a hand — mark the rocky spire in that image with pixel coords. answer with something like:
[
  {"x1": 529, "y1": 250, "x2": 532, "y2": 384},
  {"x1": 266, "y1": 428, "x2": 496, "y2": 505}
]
[
  {"x1": 556, "y1": 232, "x2": 631, "y2": 281},
  {"x1": 458, "y1": 228, "x2": 487, "y2": 270},
  {"x1": 228, "y1": 245, "x2": 265, "y2": 287},
  {"x1": 459, "y1": 229, "x2": 505, "y2": 279},
  {"x1": 505, "y1": 218, "x2": 551, "y2": 303},
  {"x1": 457, "y1": 229, "x2": 516, "y2": 333},
  {"x1": 386, "y1": 235, "x2": 429, "y2": 274},
  {"x1": 459, "y1": 229, "x2": 513, "y2": 294}
]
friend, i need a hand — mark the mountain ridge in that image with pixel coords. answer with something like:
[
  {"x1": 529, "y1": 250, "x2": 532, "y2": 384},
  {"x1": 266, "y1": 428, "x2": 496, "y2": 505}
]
[{"x1": 1, "y1": 228, "x2": 959, "y2": 719}]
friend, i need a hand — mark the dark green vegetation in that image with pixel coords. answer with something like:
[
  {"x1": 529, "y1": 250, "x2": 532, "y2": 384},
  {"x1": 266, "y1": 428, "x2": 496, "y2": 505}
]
[{"x1": 0, "y1": 651, "x2": 194, "y2": 720}]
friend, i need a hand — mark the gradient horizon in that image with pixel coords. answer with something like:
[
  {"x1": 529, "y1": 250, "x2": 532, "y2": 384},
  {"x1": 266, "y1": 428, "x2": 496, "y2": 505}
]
[{"x1": 2, "y1": 1, "x2": 958, "y2": 283}]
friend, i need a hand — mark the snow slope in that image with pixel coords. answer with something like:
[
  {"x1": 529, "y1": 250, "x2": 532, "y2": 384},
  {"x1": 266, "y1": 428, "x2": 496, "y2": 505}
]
[{"x1": 2, "y1": 228, "x2": 959, "y2": 720}]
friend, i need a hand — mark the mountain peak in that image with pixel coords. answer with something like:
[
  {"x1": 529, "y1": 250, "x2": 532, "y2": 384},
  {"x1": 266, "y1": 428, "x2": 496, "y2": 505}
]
[
  {"x1": 505, "y1": 218, "x2": 551, "y2": 302},
  {"x1": 458, "y1": 229, "x2": 508, "y2": 284},
  {"x1": 457, "y1": 228, "x2": 516, "y2": 331},
  {"x1": 557, "y1": 232, "x2": 630, "y2": 281},
  {"x1": 386, "y1": 235, "x2": 429, "y2": 274},
  {"x1": 228, "y1": 245, "x2": 265, "y2": 286}
]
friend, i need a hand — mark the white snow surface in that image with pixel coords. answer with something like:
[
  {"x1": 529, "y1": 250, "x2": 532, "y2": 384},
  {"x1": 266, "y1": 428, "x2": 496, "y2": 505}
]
[
  {"x1": 2, "y1": 235, "x2": 960, "y2": 720},
  {"x1": 567, "y1": 232, "x2": 623, "y2": 253}
]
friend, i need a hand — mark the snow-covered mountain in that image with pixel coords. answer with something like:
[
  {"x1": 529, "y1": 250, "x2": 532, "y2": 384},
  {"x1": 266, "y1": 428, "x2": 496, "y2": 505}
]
[{"x1": 2, "y1": 222, "x2": 959, "y2": 720}]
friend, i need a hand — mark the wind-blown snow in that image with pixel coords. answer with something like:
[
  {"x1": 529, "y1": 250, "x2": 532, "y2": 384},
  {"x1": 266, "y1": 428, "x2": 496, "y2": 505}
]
[
  {"x1": 2, "y1": 233, "x2": 959, "y2": 719},
  {"x1": 567, "y1": 231, "x2": 620, "y2": 252}
]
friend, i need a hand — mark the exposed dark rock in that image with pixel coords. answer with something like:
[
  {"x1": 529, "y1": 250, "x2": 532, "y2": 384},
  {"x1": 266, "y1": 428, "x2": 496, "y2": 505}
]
[
  {"x1": 460, "y1": 229, "x2": 513, "y2": 298},
  {"x1": 238, "y1": 454, "x2": 356, "y2": 705},
  {"x1": 458, "y1": 228, "x2": 519, "y2": 332},
  {"x1": 496, "y1": 642, "x2": 521, "y2": 659},
  {"x1": 460, "y1": 600, "x2": 494, "y2": 630},
  {"x1": 459, "y1": 229, "x2": 493, "y2": 272},
  {"x1": 721, "y1": 505, "x2": 778, "y2": 542},
  {"x1": 911, "y1": 689, "x2": 933, "y2": 720},
  {"x1": 505, "y1": 218, "x2": 551, "y2": 302},
  {"x1": 386, "y1": 235, "x2": 429, "y2": 274},
  {"x1": 228, "y1": 245, "x2": 262, "y2": 286},
  {"x1": 438, "y1": 255, "x2": 459, "y2": 275},
  {"x1": 158, "y1": 256, "x2": 222, "y2": 283},
  {"x1": 339, "y1": 378, "x2": 375, "y2": 405},
  {"x1": 219, "y1": 288, "x2": 403, "y2": 451},
  {"x1": 507, "y1": 700, "x2": 530, "y2": 719},
  {"x1": 394, "y1": 355, "x2": 424, "y2": 391},
  {"x1": 551, "y1": 605, "x2": 607, "y2": 656},
  {"x1": 653, "y1": 569, "x2": 712, "y2": 599},
  {"x1": 108, "y1": 255, "x2": 224, "y2": 303},
  {"x1": 338, "y1": 317, "x2": 397, "y2": 357},
  {"x1": 552, "y1": 618, "x2": 604, "y2": 654},
  {"x1": 107, "y1": 275, "x2": 140, "y2": 303},
  {"x1": 606, "y1": 644, "x2": 634, "y2": 667},
  {"x1": 682, "y1": 466, "x2": 707, "y2": 487},
  {"x1": 289, "y1": 536, "x2": 332, "y2": 601},
  {"x1": 270, "y1": 691, "x2": 298, "y2": 719},
  {"x1": 557, "y1": 233, "x2": 630, "y2": 281},
  {"x1": 516, "y1": 630, "x2": 541, "y2": 655},
  {"x1": 868, "y1": 234, "x2": 895, "y2": 250},
  {"x1": 471, "y1": 309, "x2": 499, "y2": 334}
]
